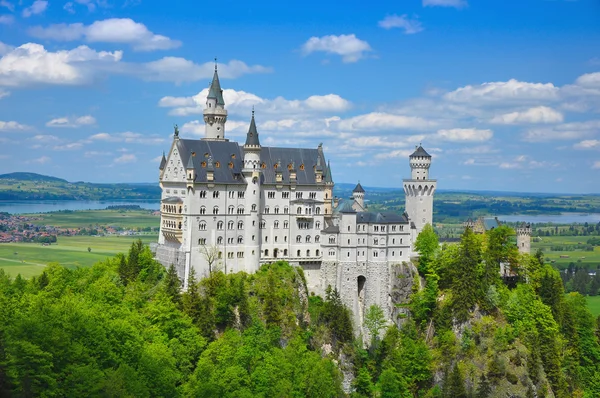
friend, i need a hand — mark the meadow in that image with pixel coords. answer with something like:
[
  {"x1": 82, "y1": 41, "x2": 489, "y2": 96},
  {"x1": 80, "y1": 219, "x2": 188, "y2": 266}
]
[
  {"x1": 531, "y1": 235, "x2": 600, "y2": 270},
  {"x1": 585, "y1": 295, "x2": 600, "y2": 317},
  {"x1": 0, "y1": 235, "x2": 159, "y2": 278},
  {"x1": 24, "y1": 209, "x2": 160, "y2": 229}
]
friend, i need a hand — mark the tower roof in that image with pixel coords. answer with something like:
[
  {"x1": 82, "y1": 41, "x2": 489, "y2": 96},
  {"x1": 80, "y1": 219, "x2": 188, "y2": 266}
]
[
  {"x1": 186, "y1": 152, "x2": 195, "y2": 169},
  {"x1": 353, "y1": 182, "x2": 365, "y2": 193},
  {"x1": 207, "y1": 64, "x2": 225, "y2": 106},
  {"x1": 244, "y1": 110, "x2": 260, "y2": 147},
  {"x1": 159, "y1": 152, "x2": 166, "y2": 170},
  {"x1": 410, "y1": 145, "x2": 431, "y2": 158},
  {"x1": 324, "y1": 160, "x2": 333, "y2": 183}
]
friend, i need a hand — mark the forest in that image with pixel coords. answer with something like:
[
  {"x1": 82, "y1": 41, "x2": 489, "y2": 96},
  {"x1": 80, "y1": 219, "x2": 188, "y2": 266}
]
[{"x1": 0, "y1": 227, "x2": 599, "y2": 397}]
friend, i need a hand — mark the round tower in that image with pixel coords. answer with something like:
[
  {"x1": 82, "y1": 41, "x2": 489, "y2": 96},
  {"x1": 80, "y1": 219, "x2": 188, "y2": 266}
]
[
  {"x1": 403, "y1": 145, "x2": 437, "y2": 235},
  {"x1": 242, "y1": 110, "x2": 262, "y2": 272},
  {"x1": 203, "y1": 62, "x2": 228, "y2": 140},
  {"x1": 516, "y1": 222, "x2": 531, "y2": 254}
]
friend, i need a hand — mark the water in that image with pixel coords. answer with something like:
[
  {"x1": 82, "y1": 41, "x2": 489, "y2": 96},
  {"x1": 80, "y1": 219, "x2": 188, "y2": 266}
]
[
  {"x1": 499, "y1": 213, "x2": 600, "y2": 224},
  {"x1": 0, "y1": 200, "x2": 160, "y2": 215}
]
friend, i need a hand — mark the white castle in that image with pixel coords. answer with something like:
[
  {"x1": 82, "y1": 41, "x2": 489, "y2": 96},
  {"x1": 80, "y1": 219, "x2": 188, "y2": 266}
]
[{"x1": 155, "y1": 66, "x2": 436, "y2": 324}]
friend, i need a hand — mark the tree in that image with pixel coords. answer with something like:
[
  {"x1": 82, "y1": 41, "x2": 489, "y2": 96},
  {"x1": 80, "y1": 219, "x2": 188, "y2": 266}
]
[
  {"x1": 87, "y1": 247, "x2": 91, "y2": 253},
  {"x1": 475, "y1": 374, "x2": 491, "y2": 398},
  {"x1": 199, "y1": 245, "x2": 221, "y2": 275},
  {"x1": 572, "y1": 269, "x2": 590, "y2": 295},
  {"x1": 415, "y1": 224, "x2": 439, "y2": 275},
  {"x1": 451, "y1": 227, "x2": 482, "y2": 322},
  {"x1": 164, "y1": 264, "x2": 181, "y2": 306},
  {"x1": 364, "y1": 304, "x2": 386, "y2": 346},
  {"x1": 443, "y1": 363, "x2": 467, "y2": 398},
  {"x1": 352, "y1": 366, "x2": 374, "y2": 397},
  {"x1": 484, "y1": 225, "x2": 516, "y2": 291},
  {"x1": 379, "y1": 367, "x2": 410, "y2": 398}
]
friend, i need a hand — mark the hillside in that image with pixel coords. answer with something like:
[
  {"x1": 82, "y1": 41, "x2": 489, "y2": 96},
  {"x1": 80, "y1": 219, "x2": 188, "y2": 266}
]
[{"x1": 0, "y1": 173, "x2": 160, "y2": 201}]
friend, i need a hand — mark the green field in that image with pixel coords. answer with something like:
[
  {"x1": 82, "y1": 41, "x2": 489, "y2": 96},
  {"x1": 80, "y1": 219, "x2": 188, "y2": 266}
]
[
  {"x1": 25, "y1": 210, "x2": 160, "y2": 229},
  {"x1": 531, "y1": 235, "x2": 600, "y2": 270},
  {"x1": 0, "y1": 235, "x2": 158, "y2": 278},
  {"x1": 585, "y1": 296, "x2": 600, "y2": 317}
]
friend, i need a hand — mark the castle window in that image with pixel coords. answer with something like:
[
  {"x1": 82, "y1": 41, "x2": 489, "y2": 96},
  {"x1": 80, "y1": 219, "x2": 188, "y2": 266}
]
[
  {"x1": 275, "y1": 236, "x2": 278, "y2": 242},
  {"x1": 199, "y1": 222, "x2": 206, "y2": 231},
  {"x1": 392, "y1": 251, "x2": 395, "y2": 257},
  {"x1": 218, "y1": 251, "x2": 222, "y2": 259},
  {"x1": 306, "y1": 235, "x2": 311, "y2": 243},
  {"x1": 284, "y1": 249, "x2": 288, "y2": 256},
  {"x1": 297, "y1": 207, "x2": 302, "y2": 215},
  {"x1": 264, "y1": 206, "x2": 270, "y2": 214},
  {"x1": 238, "y1": 191, "x2": 245, "y2": 198},
  {"x1": 284, "y1": 236, "x2": 287, "y2": 242},
  {"x1": 213, "y1": 191, "x2": 219, "y2": 198},
  {"x1": 315, "y1": 207, "x2": 321, "y2": 215},
  {"x1": 284, "y1": 221, "x2": 289, "y2": 229},
  {"x1": 200, "y1": 206, "x2": 206, "y2": 215},
  {"x1": 260, "y1": 220, "x2": 266, "y2": 229},
  {"x1": 213, "y1": 206, "x2": 219, "y2": 215},
  {"x1": 392, "y1": 239, "x2": 395, "y2": 244},
  {"x1": 237, "y1": 207, "x2": 244, "y2": 214},
  {"x1": 228, "y1": 221, "x2": 234, "y2": 230},
  {"x1": 296, "y1": 235, "x2": 302, "y2": 243},
  {"x1": 392, "y1": 226, "x2": 396, "y2": 232},
  {"x1": 265, "y1": 236, "x2": 268, "y2": 243},
  {"x1": 315, "y1": 236, "x2": 320, "y2": 243},
  {"x1": 381, "y1": 226, "x2": 385, "y2": 232},
  {"x1": 307, "y1": 250, "x2": 310, "y2": 256},
  {"x1": 400, "y1": 238, "x2": 403, "y2": 244},
  {"x1": 282, "y1": 192, "x2": 289, "y2": 199},
  {"x1": 199, "y1": 238, "x2": 206, "y2": 245},
  {"x1": 347, "y1": 252, "x2": 350, "y2": 257},
  {"x1": 284, "y1": 207, "x2": 289, "y2": 214},
  {"x1": 265, "y1": 249, "x2": 269, "y2": 256},
  {"x1": 329, "y1": 250, "x2": 335, "y2": 256},
  {"x1": 200, "y1": 191, "x2": 207, "y2": 198},
  {"x1": 268, "y1": 192, "x2": 275, "y2": 199},
  {"x1": 296, "y1": 192, "x2": 303, "y2": 199},
  {"x1": 228, "y1": 206, "x2": 235, "y2": 214},
  {"x1": 217, "y1": 221, "x2": 223, "y2": 230},
  {"x1": 228, "y1": 238, "x2": 234, "y2": 244},
  {"x1": 274, "y1": 221, "x2": 279, "y2": 229},
  {"x1": 252, "y1": 204, "x2": 257, "y2": 212},
  {"x1": 252, "y1": 235, "x2": 255, "y2": 241},
  {"x1": 217, "y1": 236, "x2": 223, "y2": 244},
  {"x1": 329, "y1": 236, "x2": 335, "y2": 244},
  {"x1": 316, "y1": 249, "x2": 320, "y2": 256},
  {"x1": 373, "y1": 251, "x2": 378, "y2": 258},
  {"x1": 400, "y1": 251, "x2": 403, "y2": 256},
  {"x1": 274, "y1": 206, "x2": 280, "y2": 214},
  {"x1": 348, "y1": 226, "x2": 350, "y2": 232},
  {"x1": 309, "y1": 192, "x2": 316, "y2": 199},
  {"x1": 238, "y1": 221, "x2": 243, "y2": 229},
  {"x1": 316, "y1": 221, "x2": 321, "y2": 229},
  {"x1": 297, "y1": 250, "x2": 301, "y2": 257}
]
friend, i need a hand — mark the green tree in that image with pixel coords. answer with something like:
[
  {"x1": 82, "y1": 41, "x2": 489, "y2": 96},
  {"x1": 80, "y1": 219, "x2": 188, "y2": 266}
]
[
  {"x1": 379, "y1": 367, "x2": 411, "y2": 398},
  {"x1": 451, "y1": 227, "x2": 482, "y2": 322},
  {"x1": 475, "y1": 374, "x2": 492, "y2": 398},
  {"x1": 364, "y1": 304, "x2": 386, "y2": 346},
  {"x1": 443, "y1": 363, "x2": 467, "y2": 398},
  {"x1": 415, "y1": 224, "x2": 439, "y2": 275},
  {"x1": 164, "y1": 264, "x2": 181, "y2": 306},
  {"x1": 353, "y1": 366, "x2": 374, "y2": 397}
]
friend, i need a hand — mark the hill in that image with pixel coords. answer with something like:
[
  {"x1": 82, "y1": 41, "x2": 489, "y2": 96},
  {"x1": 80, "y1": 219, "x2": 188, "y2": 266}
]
[{"x1": 0, "y1": 172, "x2": 68, "y2": 183}]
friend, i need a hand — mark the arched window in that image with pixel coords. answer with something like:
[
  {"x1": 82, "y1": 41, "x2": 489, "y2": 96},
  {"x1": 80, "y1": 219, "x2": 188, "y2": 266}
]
[
  {"x1": 274, "y1": 206, "x2": 280, "y2": 214},
  {"x1": 217, "y1": 236, "x2": 223, "y2": 244},
  {"x1": 329, "y1": 236, "x2": 335, "y2": 244},
  {"x1": 238, "y1": 236, "x2": 243, "y2": 244},
  {"x1": 284, "y1": 221, "x2": 289, "y2": 229},
  {"x1": 238, "y1": 221, "x2": 244, "y2": 229},
  {"x1": 260, "y1": 220, "x2": 266, "y2": 229},
  {"x1": 297, "y1": 207, "x2": 302, "y2": 215},
  {"x1": 315, "y1": 235, "x2": 320, "y2": 243},
  {"x1": 200, "y1": 206, "x2": 206, "y2": 215},
  {"x1": 237, "y1": 206, "x2": 244, "y2": 214},
  {"x1": 228, "y1": 221, "x2": 234, "y2": 230},
  {"x1": 217, "y1": 221, "x2": 223, "y2": 230},
  {"x1": 316, "y1": 249, "x2": 320, "y2": 256},
  {"x1": 329, "y1": 249, "x2": 335, "y2": 256},
  {"x1": 274, "y1": 221, "x2": 279, "y2": 228},
  {"x1": 284, "y1": 207, "x2": 289, "y2": 214},
  {"x1": 252, "y1": 204, "x2": 257, "y2": 211},
  {"x1": 264, "y1": 249, "x2": 269, "y2": 257},
  {"x1": 316, "y1": 221, "x2": 321, "y2": 229},
  {"x1": 213, "y1": 206, "x2": 219, "y2": 215},
  {"x1": 306, "y1": 235, "x2": 311, "y2": 243},
  {"x1": 199, "y1": 222, "x2": 206, "y2": 231},
  {"x1": 374, "y1": 238, "x2": 379, "y2": 245},
  {"x1": 306, "y1": 250, "x2": 310, "y2": 257},
  {"x1": 284, "y1": 249, "x2": 288, "y2": 256},
  {"x1": 315, "y1": 207, "x2": 321, "y2": 215},
  {"x1": 297, "y1": 250, "x2": 301, "y2": 257},
  {"x1": 347, "y1": 226, "x2": 350, "y2": 232},
  {"x1": 296, "y1": 235, "x2": 302, "y2": 243},
  {"x1": 265, "y1": 206, "x2": 270, "y2": 214}
]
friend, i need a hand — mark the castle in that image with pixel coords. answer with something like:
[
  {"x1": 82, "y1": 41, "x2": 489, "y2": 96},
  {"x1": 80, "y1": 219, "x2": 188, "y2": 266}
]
[{"x1": 154, "y1": 65, "x2": 436, "y2": 325}]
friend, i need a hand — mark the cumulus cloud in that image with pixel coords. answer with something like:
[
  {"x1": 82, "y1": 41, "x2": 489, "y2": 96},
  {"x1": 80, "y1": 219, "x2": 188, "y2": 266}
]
[
  {"x1": 378, "y1": 15, "x2": 423, "y2": 34},
  {"x1": 114, "y1": 153, "x2": 136, "y2": 164},
  {"x1": 337, "y1": 112, "x2": 435, "y2": 131},
  {"x1": 46, "y1": 115, "x2": 96, "y2": 128},
  {"x1": 301, "y1": 34, "x2": 372, "y2": 63},
  {"x1": 0, "y1": 41, "x2": 13, "y2": 55},
  {"x1": 0, "y1": 14, "x2": 13, "y2": 24},
  {"x1": 423, "y1": 0, "x2": 467, "y2": 8},
  {"x1": 31, "y1": 134, "x2": 59, "y2": 142},
  {"x1": 575, "y1": 71, "x2": 600, "y2": 88},
  {"x1": 445, "y1": 79, "x2": 559, "y2": 103},
  {"x1": 0, "y1": 43, "x2": 122, "y2": 87},
  {"x1": 0, "y1": 120, "x2": 30, "y2": 131},
  {"x1": 89, "y1": 131, "x2": 165, "y2": 144},
  {"x1": 160, "y1": 88, "x2": 350, "y2": 117},
  {"x1": 22, "y1": 0, "x2": 47, "y2": 17},
  {"x1": 574, "y1": 140, "x2": 600, "y2": 149},
  {"x1": 29, "y1": 18, "x2": 182, "y2": 51},
  {"x1": 523, "y1": 120, "x2": 600, "y2": 142},
  {"x1": 53, "y1": 142, "x2": 83, "y2": 150},
  {"x1": 490, "y1": 106, "x2": 563, "y2": 124},
  {"x1": 435, "y1": 128, "x2": 493, "y2": 142},
  {"x1": 63, "y1": 0, "x2": 107, "y2": 13},
  {"x1": 30, "y1": 156, "x2": 51, "y2": 164}
]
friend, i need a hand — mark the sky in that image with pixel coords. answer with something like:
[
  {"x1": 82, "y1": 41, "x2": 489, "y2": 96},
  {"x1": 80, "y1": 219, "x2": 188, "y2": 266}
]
[{"x1": 1, "y1": 0, "x2": 600, "y2": 193}]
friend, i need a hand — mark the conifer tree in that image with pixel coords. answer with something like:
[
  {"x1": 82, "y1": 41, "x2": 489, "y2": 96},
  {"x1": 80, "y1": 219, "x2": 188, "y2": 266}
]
[
  {"x1": 37, "y1": 271, "x2": 49, "y2": 290},
  {"x1": 164, "y1": 264, "x2": 181, "y2": 306},
  {"x1": 353, "y1": 366, "x2": 374, "y2": 397},
  {"x1": 182, "y1": 268, "x2": 201, "y2": 322},
  {"x1": 475, "y1": 374, "x2": 491, "y2": 398},
  {"x1": 117, "y1": 253, "x2": 128, "y2": 285},
  {"x1": 415, "y1": 224, "x2": 439, "y2": 275},
  {"x1": 444, "y1": 363, "x2": 467, "y2": 398},
  {"x1": 451, "y1": 227, "x2": 482, "y2": 322}
]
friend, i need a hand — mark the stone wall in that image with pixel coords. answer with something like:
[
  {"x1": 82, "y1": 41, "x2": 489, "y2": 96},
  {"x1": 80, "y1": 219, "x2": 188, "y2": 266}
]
[
  {"x1": 155, "y1": 242, "x2": 188, "y2": 280},
  {"x1": 389, "y1": 261, "x2": 418, "y2": 328}
]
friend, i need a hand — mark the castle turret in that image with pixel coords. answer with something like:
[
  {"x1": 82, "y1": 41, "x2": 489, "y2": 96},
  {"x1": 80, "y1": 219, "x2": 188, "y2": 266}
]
[
  {"x1": 186, "y1": 152, "x2": 195, "y2": 191},
  {"x1": 203, "y1": 62, "x2": 228, "y2": 141},
  {"x1": 324, "y1": 160, "x2": 334, "y2": 215},
  {"x1": 403, "y1": 145, "x2": 436, "y2": 235},
  {"x1": 352, "y1": 182, "x2": 365, "y2": 209},
  {"x1": 159, "y1": 151, "x2": 166, "y2": 179},
  {"x1": 517, "y1": 222, "x2": 531, "y2": 254},
  {"x1": 242, "y1": 110, "x2": 261, "y2": 272}
]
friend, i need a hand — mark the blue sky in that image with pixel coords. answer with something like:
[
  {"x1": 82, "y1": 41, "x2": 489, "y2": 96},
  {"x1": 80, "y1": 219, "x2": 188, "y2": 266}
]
[{"x1": 1, "y1": 0, "x2": 600, "y2": 193}]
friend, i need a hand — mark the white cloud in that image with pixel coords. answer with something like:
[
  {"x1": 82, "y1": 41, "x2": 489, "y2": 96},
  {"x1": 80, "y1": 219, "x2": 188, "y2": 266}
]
[
  {"x1": 22, "y1": 0, "x2": 47, "y2": 17},
  {"x1": 301, "y1": 34, "x2": 372, "y2": 63},
  {"x1": 139, "y1": 58, "x2": 271, "y2": 83},
  {"x1": 423, "y1": 0, "x2": 467, "y2": 8},
  {"x1": 593, "y1": 161, "x2": 600, "y2": 169},
  {"x1": 64, "y1": 0, "x2": 106, "y2": 13},
  {"x1": 89, "y1": 131, "x2": 165, "y2": 144},
  {"x1": 575, "y1": 71, "x2": 600, "y2": 88},
  {"x1": 84, "y1": 150, "x2": 111, "y2": 157},
  {"x1": 0, "y1": 43, "x2": 122, "y2": 87},
  {"x1": 31, "y1": 134, "x2": 59, "y2": 142},
  {"x1": 160, "y1": 88, "x2": 350, "y2": 117},
  {"x1": 378, "y1": 14, "x2": 423, "y2": 34},
  {"x1": 435, "y1": 128, "x2": 493, "y2": 142},
  {"x1": 0, "y1": 120, "x2": 30, "y2": 131},
  {"x1": 523, "y1": 120, "x2": 600, "y2": 142},
  {"x1": 375, "y1": 149, "x2": 414, "y2": 160},
  {"x1": 574, "y1": 140, "x2": 600, "y2": 149},
  {"x1": 114, "y1": 153, "x2": 136, "y2": 163},
  {"x1": 53, "y1": 142, "x2": 83, "y2": 150},
  {"x1": 31, "y1": 156, "x2": 51, "y2": 164},
  {"x1": 29, "y1": 18, "x2": 181, "y2": 51},
  {"x1": 337, "y1": 112, "x2": 435, "y2": 131},
  {"x1": 445, "y1": 79, "x2": 559, "y2": 103},
  {"x1": 0, "y1": 14, "x2": 13, "y2": 24},
  {"x1": 46, "y1": 115, "x2": 96, "y2": 128},
  {"x1": 180, "y1": 120, "x2": 248, "y2": 136},
  {"x1": 0, "y1": 1, "x2": 14, "y2": 11},
  {"x1": 0, "y1": 41, "x2": 12, "y2": 55},
  {"x1": 490, "y1": 106, "x2": 563, "y2": 124}
]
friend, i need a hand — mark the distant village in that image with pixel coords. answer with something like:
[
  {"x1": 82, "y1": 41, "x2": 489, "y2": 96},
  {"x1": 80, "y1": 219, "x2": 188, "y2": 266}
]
[{"x1": 0, "y1": 212, "x2": 160, "y2": 243}]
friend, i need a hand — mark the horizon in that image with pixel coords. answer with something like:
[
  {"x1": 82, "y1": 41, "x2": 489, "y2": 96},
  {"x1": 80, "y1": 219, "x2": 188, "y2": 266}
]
[{"x1": 1, "y1": 1, "x2": 600, "y2": 193}]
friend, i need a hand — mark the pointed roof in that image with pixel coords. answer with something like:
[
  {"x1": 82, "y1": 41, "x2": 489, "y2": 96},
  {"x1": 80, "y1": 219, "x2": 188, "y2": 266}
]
[
  {"x1": 207, "y1": 64, "x2": 225, "y2": 106},
  {"x1": 353, "y1": 182, "x2": 365, "y2": 193},
  {"x1": 159, "y1": 152, "x2": 166, "y2": 170},
  {"x1": 186, "y1": 152, "x2": 194, "y2": 169},
  {"x1": 410, "y1": 145, "x2": 431, "y2": 158},
  {"x1": 324, "y1": 160, "x2": 333, "y2": 183},
  {"x1": 244, "y1": 110, "x2": 260, "y2": 147}
]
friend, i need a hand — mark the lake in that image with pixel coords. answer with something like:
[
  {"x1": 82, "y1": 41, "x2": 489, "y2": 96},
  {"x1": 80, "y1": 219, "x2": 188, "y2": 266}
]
[
  {"x1": 499, "y1": 213, "x2": 600, "y2": 224},
  {"x1": 0, "y1": 200, "x2": 160, "y2": 214}
]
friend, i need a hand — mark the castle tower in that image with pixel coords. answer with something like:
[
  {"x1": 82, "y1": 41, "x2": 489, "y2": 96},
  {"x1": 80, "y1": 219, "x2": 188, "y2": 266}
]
[
  {"x1": 516, "y1": 222, "x2": 531, "y2": 254},
  {"x1": 352, "y1": 182, "x2": 365, "y2": 209},
  {"x1": 403, "y1": 145, "x2": 436, "y2": 235},
  {"x1": 242, "y1": 110, "x2": 262, "y2": 272},
  {"x1": 323, "y1": 160, "x2": 334, "y2": 215},
  {"x1": 203, "y1": 62, "x2": 228, "y2": 141}
]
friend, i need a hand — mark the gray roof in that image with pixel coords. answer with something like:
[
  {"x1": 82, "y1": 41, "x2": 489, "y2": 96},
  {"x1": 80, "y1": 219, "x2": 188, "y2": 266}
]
[
  {"x1": 175, "y1": 139, "x2": 328, "y2": 185},
  {"x1": 333, "y1": 199, "x2": 356, "y2": 214},
  {"x1": 207, "y1": 68, "x2": 225, "y2": 106},
  {"x1": 322, "y1": 225, "x2": 340, "y2": 233},
  {"x1": 356, "y1": 212, "x2": 408, "y2": 224},
  {"x1": 353, "y1": 182, "x2": 365, "y2": 193},
  {"x1": 410, "y1": 145, "x2": 431, "y2": 158},
  {"x1": 324, "y1": 160, "x2": 333, "y2": 183},
  {"x1": 159, "y1": 152, "x2": 166, "y2": 170},
  {"x1": 186, "y1": 153, "x2": 195, "y2": 169},
  {"x1": 244, "y1": 112, "x2": 260, "y2": 147}
]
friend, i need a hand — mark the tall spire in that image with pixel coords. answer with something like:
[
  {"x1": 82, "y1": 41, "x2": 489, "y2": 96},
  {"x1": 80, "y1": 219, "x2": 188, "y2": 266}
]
[
  {"x1": 159, "y1": 151, "x2": 166, "y2": 170},
  {"x1": 207, "y1": 60, "x2": 225, "y2": 106},
  {"x1": 325, "y1": 160, "x2": 333, "y2": 183},
  {"x1": 244, "y1": 107, "x2": 260, "y2": 147}
]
